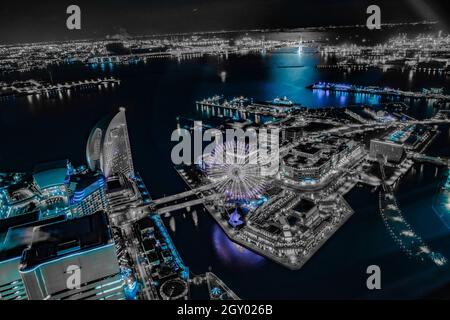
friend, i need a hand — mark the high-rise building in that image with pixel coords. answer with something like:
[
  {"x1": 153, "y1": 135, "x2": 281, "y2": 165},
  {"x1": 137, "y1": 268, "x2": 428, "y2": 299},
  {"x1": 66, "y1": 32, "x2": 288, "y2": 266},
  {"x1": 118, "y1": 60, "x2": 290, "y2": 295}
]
[
  {"x1": 86, "y1": 108, "x2": 134, "y2": 178},
  {"x1": 32, "y1": 160, "x2": 72, "y2": 219},
  {"x1": 1, "y1": 166, "x2": 114, "y2": 300},
  {"x1": 1, "y1": 160, "x2": 108, "y2": 221},
  {"x1": 19, "y1": 211, "x2": 125, "y2": 300},
  {"x1": 0, "y1": 212, "x2": 64, "y2": 300},
  {"x1": 69, "y1": 173, "x2": 107, "y2": 218}
]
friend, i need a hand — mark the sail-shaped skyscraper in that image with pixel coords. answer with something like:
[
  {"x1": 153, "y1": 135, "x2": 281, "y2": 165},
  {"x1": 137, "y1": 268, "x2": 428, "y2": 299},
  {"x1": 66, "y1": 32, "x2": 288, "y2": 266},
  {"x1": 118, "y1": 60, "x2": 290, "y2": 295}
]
[{"x1": 86, "y1": 107, "x2": 134, "y2": 179}]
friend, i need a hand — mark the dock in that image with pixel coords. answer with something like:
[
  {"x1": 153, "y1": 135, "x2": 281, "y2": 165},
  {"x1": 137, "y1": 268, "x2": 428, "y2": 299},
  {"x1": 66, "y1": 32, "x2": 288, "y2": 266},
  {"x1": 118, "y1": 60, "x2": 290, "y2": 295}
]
[{"x1": 0, "y1": 77, "x2": 121, "y2": 100}]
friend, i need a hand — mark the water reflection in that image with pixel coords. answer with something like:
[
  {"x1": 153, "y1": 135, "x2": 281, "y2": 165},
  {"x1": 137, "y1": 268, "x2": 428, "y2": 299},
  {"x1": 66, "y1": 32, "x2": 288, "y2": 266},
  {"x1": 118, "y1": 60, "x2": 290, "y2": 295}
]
[{"x1": 212, "y1": 224, "x2": 265, "y2": 268}]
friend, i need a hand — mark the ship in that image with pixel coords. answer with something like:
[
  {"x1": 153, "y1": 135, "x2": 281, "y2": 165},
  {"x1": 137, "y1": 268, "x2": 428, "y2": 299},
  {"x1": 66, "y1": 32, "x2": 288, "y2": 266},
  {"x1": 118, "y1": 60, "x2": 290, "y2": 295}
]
[{"x1": 271, "y1": 96, "x2": 294, "y2": 106}]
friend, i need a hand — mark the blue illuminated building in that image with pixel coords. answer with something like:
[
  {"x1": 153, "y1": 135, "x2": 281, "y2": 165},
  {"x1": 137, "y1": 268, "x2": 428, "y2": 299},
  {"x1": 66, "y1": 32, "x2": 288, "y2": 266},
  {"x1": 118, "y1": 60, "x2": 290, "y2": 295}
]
[
  {"x1": 0, "y1": 160, "x2": 108, "y2": 221},
  {"x1": 443, "y1": 175, "x2": 450, "y2": 192},
  {"x1": 123, "y1": 278, "x2": 140, "y2": 300},
  {"x1": 32, "y1": 160, "x2": 73, "y2": 218},
  {"x1": 228, "y1": 208, "x2": 244, "y2": 228},
  {"x1": 389, "y1": 126, "x2": 415, "y2": 143},
  {"x1": 211, "y1": 287, "x2": 222, "y2": 296},
  {"x1": 0, "y1": 160, "x2": 111, "y2": 300},
  {"x1": 69, "y1": 173, "x2": 107, "y2": 218},
  {"x1": 0, "y1": 212, "x2": 64, "y2": 300},
  {"x1": 19, "y1": 211, "x2": 125, "y2": 300},
  {"x1": 151, "y1": 215, "x2": 190, "y2": 281}
]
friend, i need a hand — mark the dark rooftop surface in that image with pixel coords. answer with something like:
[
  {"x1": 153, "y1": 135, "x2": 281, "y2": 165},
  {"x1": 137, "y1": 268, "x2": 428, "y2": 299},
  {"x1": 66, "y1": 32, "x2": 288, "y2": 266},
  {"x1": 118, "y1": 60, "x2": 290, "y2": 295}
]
[
  {"x1": 284, "y1": 154, "x2": 313, "y2": 167},
  {"x1": 292, "y1": 199, "x2": 315, "y2": 214},
  {"x1": 70, "y1": 171, "x2": 104, "y2": 191},
  {"x1": 0, "y1": 214, "x2": 65, "y2": 261},
  {"x1": 107, "y1": 178, "x2": 124, "y2": 192},
  {"x1": 33, "y1": 160, "x2": 70, "y2": 190},
  {"x1": 294, "y1": 143, "x2": 321, "y2": 155},
  {"x1": 0, "y1": 211, "x2": 39, "y2": 240},
  {"x1": 33, "y1": 160, "x2": 69, "y2": 174},
  {"x1": 19, "y1": 211, "x2": 112, "y2": 270}
]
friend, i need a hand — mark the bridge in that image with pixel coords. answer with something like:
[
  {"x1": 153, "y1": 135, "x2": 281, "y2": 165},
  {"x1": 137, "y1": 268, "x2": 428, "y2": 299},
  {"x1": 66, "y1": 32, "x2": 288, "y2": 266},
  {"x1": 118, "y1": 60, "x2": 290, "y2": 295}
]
[
  {"x1": 154, "y1": 195, "x2": 217, "y2": 215},
  {"x1": 410, "y1": 119, "x2": 450, "y2": 125},
  {"x1": 411, "y1": 153, "x2": 450, "y2": 167},
  {"x1": 149, "y1": 182, "x2": 219, "y2": 215},
  {"x1": 152, "y1": 183, "x2": 216, "y2": 205}
]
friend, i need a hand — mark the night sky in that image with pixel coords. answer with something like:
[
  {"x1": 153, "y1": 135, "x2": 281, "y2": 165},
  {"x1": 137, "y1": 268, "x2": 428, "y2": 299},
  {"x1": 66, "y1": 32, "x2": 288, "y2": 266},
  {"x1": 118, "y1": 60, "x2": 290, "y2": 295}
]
[{"x1": 0, "y1": 0, "x2": 449, "y2": 44}]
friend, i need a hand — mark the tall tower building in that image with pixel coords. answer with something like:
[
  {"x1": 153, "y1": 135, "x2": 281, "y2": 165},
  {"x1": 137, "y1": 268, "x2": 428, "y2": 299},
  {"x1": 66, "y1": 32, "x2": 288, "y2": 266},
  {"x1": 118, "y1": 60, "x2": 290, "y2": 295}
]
[
  {"x1": 19, "y1": 211, "x2": 125, "y2": 300},
  {"x1": 86, "y1": 108, "x2": 134, "y2": 178},
  {"x1": 0, "y1": 212, "x2": 64, "y2": 300}
]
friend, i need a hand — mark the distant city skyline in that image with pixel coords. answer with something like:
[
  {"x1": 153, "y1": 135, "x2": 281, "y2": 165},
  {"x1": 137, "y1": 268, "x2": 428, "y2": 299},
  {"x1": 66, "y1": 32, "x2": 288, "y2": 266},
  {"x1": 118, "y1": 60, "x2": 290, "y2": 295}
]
[{"x1": 1, "y1": 0, "x2": 449, "y2": 44}]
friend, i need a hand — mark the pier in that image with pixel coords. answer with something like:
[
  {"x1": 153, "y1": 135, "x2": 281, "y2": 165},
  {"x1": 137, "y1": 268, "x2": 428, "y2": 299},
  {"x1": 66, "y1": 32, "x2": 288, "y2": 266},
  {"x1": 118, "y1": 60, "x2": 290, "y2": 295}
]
[
  {"x1": 205, "y1": 272, "x2": 240, "y2": 300},
  {"x1": 411, "y1": 153, "x2": 450, "y2": 167},
  {"x1": 196, "y1": 95, "x2": 296, "y2": 119},
  {"x1": 0, "y1": 77, "x2": 120, "y2": 100},
  {"x1": 308, "y1": 82, "x2": 450, "y2": 102}
]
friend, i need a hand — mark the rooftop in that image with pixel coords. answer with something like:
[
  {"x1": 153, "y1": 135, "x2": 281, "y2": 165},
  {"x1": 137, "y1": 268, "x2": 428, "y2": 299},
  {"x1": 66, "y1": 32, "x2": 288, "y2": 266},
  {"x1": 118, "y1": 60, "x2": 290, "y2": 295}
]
[
  {"x1": 294, "y1": 143, "x2": 321, "y2": 155},
  {"x1": 0, "y1": 213, "x2": 65, "y2": 261},
  {"x1": 0, "y1": 211, "x2": 40, "y2": 246},
  {"x1": 33, "y1": 160, "x2": 70, "y2": 190},
  {"x1": 292, "y1": 199, "x2": 316, "y2": 214},
  {"x1": 71, "y1": 172, "x2": 104, "y2": 192},
  {"x1": 19, "y1": 211, "x2": 112, "y2": 271}
]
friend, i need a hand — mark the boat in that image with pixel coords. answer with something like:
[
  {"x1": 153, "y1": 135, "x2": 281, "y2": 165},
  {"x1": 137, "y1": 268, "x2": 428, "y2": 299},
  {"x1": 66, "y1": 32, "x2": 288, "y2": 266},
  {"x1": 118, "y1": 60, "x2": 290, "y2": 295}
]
[{"x1": 271, "y1": 96, "x2": 294, "y2": 106}]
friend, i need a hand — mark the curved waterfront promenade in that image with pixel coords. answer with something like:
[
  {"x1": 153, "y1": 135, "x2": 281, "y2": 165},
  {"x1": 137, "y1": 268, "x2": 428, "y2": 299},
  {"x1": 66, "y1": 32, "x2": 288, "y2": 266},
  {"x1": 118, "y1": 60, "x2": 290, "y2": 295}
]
[{"x1": 378, "y1": 161, "x2": 447, "y2": 266}]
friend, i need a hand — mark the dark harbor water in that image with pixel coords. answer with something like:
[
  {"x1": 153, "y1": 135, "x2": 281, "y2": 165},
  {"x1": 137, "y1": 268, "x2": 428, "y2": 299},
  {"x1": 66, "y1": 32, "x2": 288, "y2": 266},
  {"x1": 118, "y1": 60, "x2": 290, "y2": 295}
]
[{"x1": 2, "y1": 47, "x2": 450, "y2": 299}]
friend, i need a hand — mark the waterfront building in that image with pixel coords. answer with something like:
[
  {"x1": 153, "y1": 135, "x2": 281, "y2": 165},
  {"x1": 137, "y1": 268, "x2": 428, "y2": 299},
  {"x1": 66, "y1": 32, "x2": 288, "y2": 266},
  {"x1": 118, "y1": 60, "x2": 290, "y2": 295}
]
[
  {"x1": 228, "y1": 208, "x2": 244, "y2": 228},
  {"x1": 0, "y1": 164, "x2": 110, "y2": 300},
  {"x1": 87, "y1": 56, "x2": 120, "y2": 64},
  {"x1": 19, "y1": 211, "x2": 125, "y2": 300},
  {"x1": 281, "y1": 154, "x2": 330, "y2": 182},
  {"x1": 369, "y1": 139, "x2": 405, "y2": 163},
  {"x1": 32, "y1": 160, "x2": 72, "y2": 219},
  {"x1": 0, "y1": 160, "x2": 73, "y2": 220},
  {"x1": 281, "y1": 139, "x2": 364, "y2": 184},
  {"x1": 86, "y1": 108, "x2": 135, "y2": 178},
  {"x1": 291, "y1": 198, "x2": 318, "y2": 227},
  {"x1": 1, "y1": 160, "x2": 108, "y2": 221},
  {"x1": 283, "y1": 126, "x2": 303, "y2": 142},
  {"x1": 0, "y1": 173, "x2": 39, "y2": 219},
  {"x1": 69, "y1": 173, "x2": 107, "y2": 218}
]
